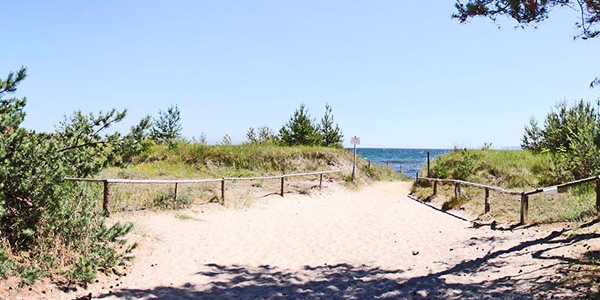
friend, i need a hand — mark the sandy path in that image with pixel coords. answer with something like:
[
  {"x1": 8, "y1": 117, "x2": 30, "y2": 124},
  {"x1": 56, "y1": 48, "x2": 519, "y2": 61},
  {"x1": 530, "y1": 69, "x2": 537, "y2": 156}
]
[{"x1": 53, "y1": 182, "x2": 600, "y2": 299}]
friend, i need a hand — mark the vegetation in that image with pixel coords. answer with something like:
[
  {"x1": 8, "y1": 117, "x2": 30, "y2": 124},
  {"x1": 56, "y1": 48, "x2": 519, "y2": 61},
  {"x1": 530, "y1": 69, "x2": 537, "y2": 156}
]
[
  {"x1": 320, "y1": 103, "x2": 344, "y2": 147},
  {"x1": 0, "y1": 67, "x2": 147, "y2": 286},
  {"x1": 97, "y1": 142, "x2": 404, "y2": 212},
  {"x1": 279, "y1": 103, "x2": 322, "y2": 146},
  {"x1": 150, "y1": 104, "x2": 182, "y2": 144},
  {"x1": 0, "y1": 66, "x2": 382, "y2": 289},
  {"x1": 246, "y1": 126, "x2": 276, "y2": 144},
  {"x1": 278, "y1": 103, "x2": 344, "y2": 147},
  {"x1": 124, "y1": 142, "x2": 360, "y2": 177},
  {"x1": 453, "y1": 0, "x2": 600, "y2": 40},
  {"x1": 453, "y1": 0, "x2": 599, "y2": 87},
  {"x1": 413, "y1": 148, "x2": 598, "y2": 224},
  {"x1": 522, "y1": 100, "x2": 600, "y2": 181}
]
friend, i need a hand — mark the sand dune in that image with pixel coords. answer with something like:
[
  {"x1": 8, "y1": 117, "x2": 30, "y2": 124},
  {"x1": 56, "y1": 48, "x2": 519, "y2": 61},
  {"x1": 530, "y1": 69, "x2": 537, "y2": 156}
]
[{"x1": 27, "y1": 182, "x2": 600, "y2": 299}]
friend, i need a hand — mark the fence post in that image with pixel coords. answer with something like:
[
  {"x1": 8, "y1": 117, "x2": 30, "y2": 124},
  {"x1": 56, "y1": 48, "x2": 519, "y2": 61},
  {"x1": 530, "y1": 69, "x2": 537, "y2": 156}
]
[
  {"x1": 433, "y1": 181, "x2": 437, "y2": 195},
  {"x1": 520, "y1": 193, "x2": 529, "y2": 225},
  {"x1": 281, "y1": 176, "x2": 285, "y2": 197},
  {"x1": 103, "y1": 180, "x2": 111, "y2": 217},
  {"x1": 484, "y1": 188, "x2": 490, "y2": 214},
  {"x1": 174, "y1": 183, "x2": 179, "y2": 202},
  {"x1": 368, "y1": 160, "x2": 371, "y2": 168},
  {"x1": 596, "y1": 178, "x2": 600, "y2": 211},
  {"x1": 319, "y1": 173, "x2": 323, "y2": 189},
  {"x1": 415, "y1": 173, "x2": 419, "y2": 185},
  {"x1": 221, "y1": 178, "x2": 225, "y2": 205},
  {"x1": 454, "y1": 183, "x2": 461, "y2": 200},
  {"x1": 427, "y1": 152, "x2": 430, "y2": 177}
]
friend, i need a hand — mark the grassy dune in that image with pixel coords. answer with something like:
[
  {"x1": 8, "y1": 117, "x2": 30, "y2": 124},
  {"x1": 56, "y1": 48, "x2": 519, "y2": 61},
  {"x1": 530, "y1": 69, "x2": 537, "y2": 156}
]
[
  {"x1": 81, "y1": 143, "x2": 405, "y2": 212},
  {"x1": 412, "y1": 149, "x2": 598, "y2": 224}
]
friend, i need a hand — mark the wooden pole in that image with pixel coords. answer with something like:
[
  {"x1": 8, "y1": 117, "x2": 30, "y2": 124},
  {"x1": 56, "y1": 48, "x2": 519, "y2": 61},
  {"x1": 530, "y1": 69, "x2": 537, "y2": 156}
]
[
  {"x1": 174, "y1": 183, "x2": 179, "y2": 202},
  {"x1": 454, "y1": 183, "x2": 461, "y2": 200},
  {"x1": 368, "y1": 160, "x2": 371, "y2": 168},
  {"x1": 484, "y1": 188, "x2": 490, "y2": 214},
  {"x1": 433, "y1": 181, "x2": 437, "y2": 195},
  {"x1": 319, "y1": 173, "x2": 323, "y2": 189},
  {"x1": 427, "y1": 152, "x2": 430, "y2": 178},
  {"x1": 352, "y1": 144, "x2": 357, "y2": 182},
  {"x1": 221, "y1": 178, "x2": 225, "y2": 205},
  {"x1": 281, "y1": 176, "x2": 285, "y2": 197},
  {"x1": 415, "y1": 172, "x2": 419, "y2": 185},
  {"x1": 596, "y1": 179, "x2": 600, "y2": 211},
  {"x1": 103, "y1": 180, "x2": 111, "y2": 217},
  {"x1": 520, "y1": 194, "x2": 529, "y2": 225}
]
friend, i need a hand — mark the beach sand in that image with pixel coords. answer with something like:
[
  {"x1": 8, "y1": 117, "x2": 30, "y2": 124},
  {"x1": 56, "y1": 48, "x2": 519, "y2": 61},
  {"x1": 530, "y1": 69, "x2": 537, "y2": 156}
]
[{"x1": 15, "y1": 181, "x2": 600, "y2": 299}]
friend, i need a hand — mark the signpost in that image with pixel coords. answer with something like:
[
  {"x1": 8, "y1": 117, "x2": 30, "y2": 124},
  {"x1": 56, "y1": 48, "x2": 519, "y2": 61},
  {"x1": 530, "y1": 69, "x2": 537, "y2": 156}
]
[{"x1": 351, "y1": 136, "x2": 360, "y2": 181}]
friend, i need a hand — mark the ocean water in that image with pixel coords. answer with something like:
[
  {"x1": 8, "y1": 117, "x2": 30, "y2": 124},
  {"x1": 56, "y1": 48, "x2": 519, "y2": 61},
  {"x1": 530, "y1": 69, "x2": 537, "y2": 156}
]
[{"x1": 355, "y1": 148, "x2": 452, "y2": 178}]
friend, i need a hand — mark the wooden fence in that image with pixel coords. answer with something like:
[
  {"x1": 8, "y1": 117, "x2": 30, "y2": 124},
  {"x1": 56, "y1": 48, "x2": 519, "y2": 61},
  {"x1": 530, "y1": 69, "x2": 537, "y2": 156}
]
[
  {"x1": 65, "y1": 170, "x2": 341, "y2": 217},
  {"x1": 417, "y1": 175, "x2": 600, "y2": 225}
]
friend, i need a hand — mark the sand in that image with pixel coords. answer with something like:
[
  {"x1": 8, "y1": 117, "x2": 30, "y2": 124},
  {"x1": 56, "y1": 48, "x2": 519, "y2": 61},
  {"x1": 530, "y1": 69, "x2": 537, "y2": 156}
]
[{"x1": 16, "y1": 182, "x2": 600, "y2": 299}]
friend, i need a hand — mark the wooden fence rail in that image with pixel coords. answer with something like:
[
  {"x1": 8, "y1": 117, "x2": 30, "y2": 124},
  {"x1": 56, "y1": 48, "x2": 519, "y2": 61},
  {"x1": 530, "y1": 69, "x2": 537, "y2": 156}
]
[
  {"x1": 417, "y1": 175, "x2": 600, "y2": 225},
  {"x1": 65, "y1": 169, "x2": 341, "y2": 217}
]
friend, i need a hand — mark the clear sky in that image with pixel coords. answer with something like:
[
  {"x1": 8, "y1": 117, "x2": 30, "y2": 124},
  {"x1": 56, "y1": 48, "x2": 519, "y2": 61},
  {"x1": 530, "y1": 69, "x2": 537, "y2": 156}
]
[{"x1": 2, "y1": 1, "x2": 599, "y2": 148}]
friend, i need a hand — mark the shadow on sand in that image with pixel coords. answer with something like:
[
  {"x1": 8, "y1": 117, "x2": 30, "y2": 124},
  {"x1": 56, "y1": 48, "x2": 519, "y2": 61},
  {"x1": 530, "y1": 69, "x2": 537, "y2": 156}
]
[{"x1": 96, "y1": 219, "x2": 600, "y2": 300}]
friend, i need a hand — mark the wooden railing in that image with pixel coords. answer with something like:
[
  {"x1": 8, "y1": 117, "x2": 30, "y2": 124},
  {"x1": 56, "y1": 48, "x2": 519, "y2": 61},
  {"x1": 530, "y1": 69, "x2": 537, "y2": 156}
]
[
  {"x1": 65, "y1": 170, "x2": 341, "y2": 217},
  {"x1": 417, "y1": 175, "x2": 600, "y2": 225}
]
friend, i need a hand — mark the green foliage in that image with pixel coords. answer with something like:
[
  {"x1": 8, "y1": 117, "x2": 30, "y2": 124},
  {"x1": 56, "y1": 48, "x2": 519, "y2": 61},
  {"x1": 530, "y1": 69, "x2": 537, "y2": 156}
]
[
  {"x1": 279, "y1": 103, "x2": 345, "y2": 147},
  {"x1": 414, "y1": 149, "x2": 598, "y2": 224},
  {"x1": 19, "y1": 267, "x2": 41, "y2": 285},
  {"x1": 522, "y1": 117, "x2": 543, "y2": 152},
  {"x1": 429, "y1": 149, "x2": 556, "y2": 188},
  {"x1": 453, "y1": 0, "x2": 600, "y2": 40},
  {"x1": 360, "y1": 163, "x2": 407, "y2": 181},
  {"x1": 246, "y1": 126, "x2": 276, "y2": 144},
  {"x1": 150, "y1": 104, "x2": 182, "y2": 144},
  {"x1": 279, "y1": 103, "x2": 322, "y2": 146},
  {"x1": 0, "y1": 67, "x2": 147, "y2": 284},
  {"x1": 69, "y1": 257, "x2": 97, "y2": 283},
  {"x1": 131, "y1": 143, "x2": 347, "y2": 175},
  {"x1": 320, "y1": 103, "x2": 344, "y2": 148},
  {"x1": 153, "y1": 189, "x2": 192, "y2": 210},
  {"x1": 522, "y1": 100, "x2": 600, "y2": 180},
  {"x1": 220, "y1": 134, "x2": 232, "y2": 146},
  {"x1": 0, "y1": 247, "x2": 14, "y2": 277},
  {"x1": 432, "y1": 149, "x2": 480, "y2": 181},
  {"x1": 454, "y1": 0, "x2": 600, "y2": 89}
]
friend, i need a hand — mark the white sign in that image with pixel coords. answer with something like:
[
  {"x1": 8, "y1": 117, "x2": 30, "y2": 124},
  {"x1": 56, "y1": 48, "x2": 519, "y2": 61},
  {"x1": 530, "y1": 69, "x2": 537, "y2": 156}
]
[
  {"x1": 543, "y1": 186, "x2": 558, "y2": 195},
  {"x1": 351, "y1": 136, "x2": 360, "y2": 145}
]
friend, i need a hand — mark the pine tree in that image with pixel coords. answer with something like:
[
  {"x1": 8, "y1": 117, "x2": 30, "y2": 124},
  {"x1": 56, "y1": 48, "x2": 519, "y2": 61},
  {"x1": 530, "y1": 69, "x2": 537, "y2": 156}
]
[
  {"x1": 279, "y1": 104, "x2": 321, "y2": 146},
  {"x1": 521, "y1": 117, "x2": 543, "y2": 152},
  {"x1": 320, "y1": 103, "x2": 344, "y2": 148},
  {"x1": 220, "y1": 134, "x2": 232, "y2": 145},
  {"x1": 150, "y1": 104, "x2": 182, "y2": 144}
]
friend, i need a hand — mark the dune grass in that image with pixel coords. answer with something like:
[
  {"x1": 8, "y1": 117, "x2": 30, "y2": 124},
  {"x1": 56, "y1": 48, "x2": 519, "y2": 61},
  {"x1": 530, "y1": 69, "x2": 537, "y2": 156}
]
[
  {"x1": 412, "y1": 148, "x2": 599, "y2": 224},
  {"x1": 83, "y1": 143, "x2": 406, "y2": 212}
]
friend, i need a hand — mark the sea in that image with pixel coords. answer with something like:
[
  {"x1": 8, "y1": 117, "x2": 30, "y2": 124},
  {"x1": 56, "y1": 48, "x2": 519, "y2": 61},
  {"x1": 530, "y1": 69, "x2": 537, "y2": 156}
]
[{"x1": 355, "y1": 148, "x2": 452, "y2": 178}]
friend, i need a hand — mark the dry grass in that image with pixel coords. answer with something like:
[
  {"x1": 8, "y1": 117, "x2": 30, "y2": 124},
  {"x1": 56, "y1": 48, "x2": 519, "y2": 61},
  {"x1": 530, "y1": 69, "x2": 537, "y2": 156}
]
[{"x1": 412, "y1": 182, "x2": 598, "y2": 224}]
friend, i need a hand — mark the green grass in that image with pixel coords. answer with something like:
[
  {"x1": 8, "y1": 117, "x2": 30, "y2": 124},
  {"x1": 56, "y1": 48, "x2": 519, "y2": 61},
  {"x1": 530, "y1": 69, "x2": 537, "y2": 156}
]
[
  {"x1": 413, "y1": 148, "x2": 598, "y2": 224},
  {"x1": 88, "y1": 143, "x2": 405, "y2": 212}
]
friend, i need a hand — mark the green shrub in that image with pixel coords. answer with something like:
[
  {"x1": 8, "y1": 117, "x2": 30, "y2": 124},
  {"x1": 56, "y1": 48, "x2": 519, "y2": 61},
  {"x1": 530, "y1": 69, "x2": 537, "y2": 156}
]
[
  {"x1": 431, "y1": 149, "x2": 480, "y2": 181},
  {"x1": 0, "y1": 67, "x2": 147, "y2": 284},
  {"x1": 0, "y1": 247, "x2": 14, "y2": 277}
]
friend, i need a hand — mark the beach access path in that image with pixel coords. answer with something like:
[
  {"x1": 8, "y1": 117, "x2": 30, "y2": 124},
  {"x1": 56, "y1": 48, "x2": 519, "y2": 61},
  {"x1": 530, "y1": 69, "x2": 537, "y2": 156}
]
[{"x1": 60, "y1": 182, "x2": 600, "y2": 299}]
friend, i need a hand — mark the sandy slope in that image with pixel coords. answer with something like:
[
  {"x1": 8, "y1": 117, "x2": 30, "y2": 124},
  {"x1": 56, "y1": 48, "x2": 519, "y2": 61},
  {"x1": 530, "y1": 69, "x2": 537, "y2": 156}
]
[{"x1": 22, "y1": 182, "x2": 600, "y2": 299}]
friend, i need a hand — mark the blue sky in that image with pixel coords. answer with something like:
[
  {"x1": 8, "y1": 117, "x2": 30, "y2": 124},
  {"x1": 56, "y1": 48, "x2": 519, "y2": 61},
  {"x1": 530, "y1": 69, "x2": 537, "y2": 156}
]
[{"x1": 3, "y1": 1, "x2": 599, "y2": 148}]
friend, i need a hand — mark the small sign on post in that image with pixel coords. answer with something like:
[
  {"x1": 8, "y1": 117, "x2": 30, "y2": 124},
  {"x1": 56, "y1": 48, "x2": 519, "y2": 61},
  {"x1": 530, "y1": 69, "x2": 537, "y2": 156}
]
[{"x1": 351, "y1": 136, "x2": 360, "y2": 181}]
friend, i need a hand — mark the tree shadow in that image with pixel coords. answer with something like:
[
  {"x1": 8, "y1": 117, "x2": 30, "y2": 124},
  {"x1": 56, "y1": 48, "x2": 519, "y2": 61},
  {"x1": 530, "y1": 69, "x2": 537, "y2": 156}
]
[{"x1": 94, "y1": 225, "x2": 600, "y2": 299}]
